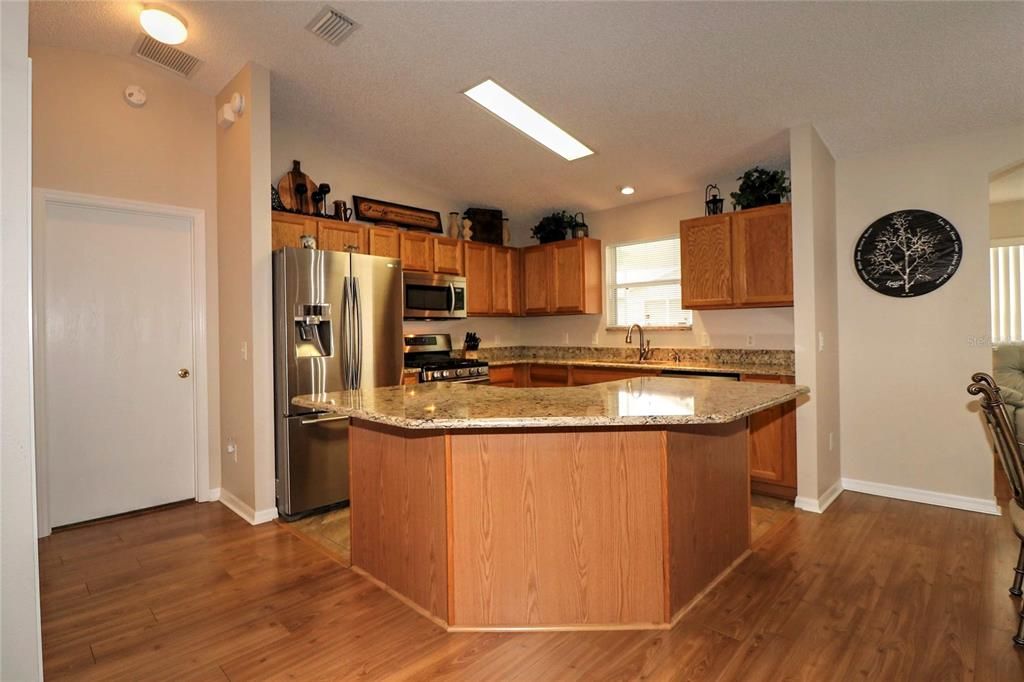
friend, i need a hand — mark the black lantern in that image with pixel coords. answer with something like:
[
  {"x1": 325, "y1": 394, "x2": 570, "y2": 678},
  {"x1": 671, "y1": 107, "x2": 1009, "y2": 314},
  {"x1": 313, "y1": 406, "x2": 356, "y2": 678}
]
[
  {"x1": 572, "y1": 212, "x2": 589, "y2": 239},
  {"x1": 705, "y1": 184, "x2": 724, "y2": 216}
]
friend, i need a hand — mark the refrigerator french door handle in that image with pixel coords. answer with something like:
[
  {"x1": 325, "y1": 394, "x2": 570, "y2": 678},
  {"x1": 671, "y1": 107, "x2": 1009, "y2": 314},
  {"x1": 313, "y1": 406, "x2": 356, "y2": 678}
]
[
  {"x1": 341, "y1": 277, "x2": 352, "y2": 390},
  {"x1": 448, "y1": 283, "x2": 456, "y2": 314},
  {"x1": 353, "y1": 277, "x2": 364, "y2": 388}
]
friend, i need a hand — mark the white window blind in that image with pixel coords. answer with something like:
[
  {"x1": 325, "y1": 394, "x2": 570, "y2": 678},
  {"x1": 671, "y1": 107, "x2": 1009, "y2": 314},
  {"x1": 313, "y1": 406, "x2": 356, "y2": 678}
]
[
  {"x1": 991, "y1": 244, "x2": 1024, "y2": 343},
  {"x1": 606, "y1": 237, "x2": 693, "y2": 328}
]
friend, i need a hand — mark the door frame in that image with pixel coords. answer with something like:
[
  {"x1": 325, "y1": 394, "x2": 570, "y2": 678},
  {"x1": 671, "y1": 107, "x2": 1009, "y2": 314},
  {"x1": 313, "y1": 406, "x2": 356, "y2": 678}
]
[{"x1": 32, "y1": 188, "x2": 211, "y2": 536}]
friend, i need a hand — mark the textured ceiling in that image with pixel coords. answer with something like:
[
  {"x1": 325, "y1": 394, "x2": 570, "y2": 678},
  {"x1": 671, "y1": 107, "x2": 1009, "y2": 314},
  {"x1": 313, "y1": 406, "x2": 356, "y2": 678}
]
[{"x1": 29, "y1": 1, "x2": 1024, "y2": 216}]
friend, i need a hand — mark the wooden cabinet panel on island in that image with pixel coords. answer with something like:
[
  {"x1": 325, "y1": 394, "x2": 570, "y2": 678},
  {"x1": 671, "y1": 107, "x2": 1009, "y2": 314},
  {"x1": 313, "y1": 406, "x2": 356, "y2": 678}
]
[
  {"x1": 742, "y1": 373, "x2": 797, "y2": 500},
  {"x1": 317, "y1": 220, "x2": 366, "y2": 254},
  {"x1": 680, "y1": 204, "x2": 792, "y2": 310},
  {"x1": 521, "y1": 238, "x2": 602, "y2": 316},
  {"x1": 399, "y1": 231, "x2": 433, "y2": 272},
  {"x1": 368, "y1": 227, "x2": 401, "y2": 259},
  {"x1": 271, "y1": 212, "x2": 316, "y2": 250},
  {"x1": 432, "y1": 236, "x2": 464, "y2": 275}
]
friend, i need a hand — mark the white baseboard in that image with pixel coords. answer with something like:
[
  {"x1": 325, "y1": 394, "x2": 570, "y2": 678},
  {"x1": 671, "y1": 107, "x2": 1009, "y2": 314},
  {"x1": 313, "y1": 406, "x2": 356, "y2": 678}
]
[
  {"x1": 841, "y1": 477, "x2": 1001, "y2": 516},
  {"x1": 207, "y1": 487, "x2": 221, "y2": 502},
  {"x1": 794, "y1": 478, "x2": 844, "y2": 514},
  {"x1": 217, "y1": 488, "x2": 279, "y2": 525}
]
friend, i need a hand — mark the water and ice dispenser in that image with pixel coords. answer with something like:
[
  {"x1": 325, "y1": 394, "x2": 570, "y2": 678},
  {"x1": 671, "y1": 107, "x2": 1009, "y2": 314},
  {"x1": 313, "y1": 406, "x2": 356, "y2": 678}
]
[{"x1": 294, "y1": 303, "x2": 333, "y2": 358}]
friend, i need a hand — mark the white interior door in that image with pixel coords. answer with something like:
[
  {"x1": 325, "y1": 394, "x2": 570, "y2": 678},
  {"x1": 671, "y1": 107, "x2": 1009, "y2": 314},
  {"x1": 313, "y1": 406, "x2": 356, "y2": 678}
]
[{"x1": 41, "y1": 200, "x2": 197, "y2": 526}]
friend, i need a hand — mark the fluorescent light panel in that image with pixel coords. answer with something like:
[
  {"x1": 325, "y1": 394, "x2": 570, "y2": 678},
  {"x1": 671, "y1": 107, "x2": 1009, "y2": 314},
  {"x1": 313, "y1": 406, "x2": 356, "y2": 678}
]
[{"x1": 464, "y1": 80, "x2": 593, "y2": 161}]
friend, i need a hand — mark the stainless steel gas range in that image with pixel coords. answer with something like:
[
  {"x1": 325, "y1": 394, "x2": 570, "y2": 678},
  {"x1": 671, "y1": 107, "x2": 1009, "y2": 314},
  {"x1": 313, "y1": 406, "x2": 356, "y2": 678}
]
[{"x1": 403, "y1": 333, "x2": 489, "y2": 384}]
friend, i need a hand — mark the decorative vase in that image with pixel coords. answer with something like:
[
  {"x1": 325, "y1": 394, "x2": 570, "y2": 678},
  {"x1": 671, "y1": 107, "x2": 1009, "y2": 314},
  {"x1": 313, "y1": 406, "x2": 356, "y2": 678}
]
[
  {"x1": 462, "y1": 217, "x2": 473, "y2": 241},
  {"x1": 447, "y1": 212, "x2": 461, "y2": 239}
]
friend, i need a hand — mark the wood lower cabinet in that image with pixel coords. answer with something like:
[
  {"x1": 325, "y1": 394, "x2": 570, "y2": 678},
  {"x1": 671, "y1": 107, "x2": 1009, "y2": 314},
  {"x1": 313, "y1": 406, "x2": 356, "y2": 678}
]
[
  {"x1": 521, "y1": 239, "x2": 602, "y2": 316},
  {"x1": 680, "y1": 204, "x2": 792, "y2": 310},
  {"x1": 368, "y1": 227, "x2": 401, "y2": 259},
  {"x1": 433, "y1": 236, "x2": 464, "y2": 275},
  {"x1": 399, "y1": 232, "x2": 434, "y2": 272},
  {"x1": 401, "y1": 373, "x2": 419, "y2": 386},
  {"x1": 527, "y1": 364, "x2": 571, "y2": 387},
  {"x1": 570, "y1": 366, "x2": 660, "y2": 386},
  {"x1": 742, "y1": 373, "x2": 797, "y2": 500},
  {"x1": 317, "y1": 220, "x2": 366, "y2": 254},
  {"x1": 271, "y1": 212, "x2": 317, "y2": 250}
]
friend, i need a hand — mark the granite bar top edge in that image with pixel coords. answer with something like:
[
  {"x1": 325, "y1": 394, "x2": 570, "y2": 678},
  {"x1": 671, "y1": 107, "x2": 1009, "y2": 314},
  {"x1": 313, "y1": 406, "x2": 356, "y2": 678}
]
[{"x1": 483, "y1": 358, "x2": 795, "y2": 377}]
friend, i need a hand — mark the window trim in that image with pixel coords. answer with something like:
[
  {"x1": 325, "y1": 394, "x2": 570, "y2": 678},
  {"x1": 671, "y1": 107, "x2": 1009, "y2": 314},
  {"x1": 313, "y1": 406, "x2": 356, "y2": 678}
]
[{"x1": 605, "y1": 235, "x2": 694, "y2": 331}]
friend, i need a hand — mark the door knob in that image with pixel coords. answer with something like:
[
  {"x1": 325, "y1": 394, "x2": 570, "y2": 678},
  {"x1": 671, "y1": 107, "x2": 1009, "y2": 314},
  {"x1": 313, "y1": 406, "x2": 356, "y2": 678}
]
[{"x1": 178, "y1": 368, "x2": 191, "y2": 378}]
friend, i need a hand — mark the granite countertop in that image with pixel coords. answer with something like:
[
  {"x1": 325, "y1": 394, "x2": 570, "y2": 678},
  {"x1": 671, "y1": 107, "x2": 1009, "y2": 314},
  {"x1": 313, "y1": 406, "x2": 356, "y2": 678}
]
[
  {"x1": 484, "y1": 358, "x2": 792, "y2": 376},
  {"x1": 293, "y1": 377, "x2": 808, "y2": 430}
]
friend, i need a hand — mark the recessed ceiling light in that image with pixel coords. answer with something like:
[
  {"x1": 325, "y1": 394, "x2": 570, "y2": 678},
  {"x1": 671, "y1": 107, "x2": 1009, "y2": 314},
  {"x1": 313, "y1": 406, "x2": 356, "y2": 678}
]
[
  {"x1": 464, "y1": 79, "x2": 594, "y2": 161},
  {"x1": 620, "y1": 186, "x2": 635, "y2": 195},
  {"x1": 140, "y1": 5, "x2": 188, "y2": 45}
]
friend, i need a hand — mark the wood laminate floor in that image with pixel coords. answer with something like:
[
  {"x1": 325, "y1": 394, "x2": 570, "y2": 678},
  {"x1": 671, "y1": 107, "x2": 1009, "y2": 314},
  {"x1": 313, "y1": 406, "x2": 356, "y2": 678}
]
[{"x1": 39, "y1": 492, "x2": 1024, "y2": 680}]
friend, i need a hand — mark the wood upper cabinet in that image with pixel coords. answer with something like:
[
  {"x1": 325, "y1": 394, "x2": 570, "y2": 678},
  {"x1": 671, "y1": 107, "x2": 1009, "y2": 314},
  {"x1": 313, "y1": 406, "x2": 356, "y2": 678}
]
[
  {"x1": 399, "y1": 231, "x2": 434, "y2": 272},
  {"x1": 491, "y1": 246, "x2": 519, "y2": 316},
  {"x1": 432, "y1": 236, "x2": 464, "y2": 275},
  {"x1": 368, "y1": 227, "x2": 401, "y2": 259},
  {"x1": 680, "y1": 204, "x2": 792, "y2": 310},
  {"x1": 317, "y1": 220, "x2": 366, "y2": 254},
  {"x1": 733, "y1": 204, "x2": 792, "y2": 306},
  {"x1": 521, "y1": 245, "x2": 551, "y2": 314},
  {"x1": 464, "y1": 242, "x2": 493, "y2": 315},
  {"x1": 271, "y1": 212, "x2": 316, "y2": 250},
  {"x1": 522, "y1": 239, "x2": 602, "y2": 316},
  {"x1": 680, "y1": 214, "x2": 734, "y2": 308},
  {"x1": 742, "y1": 373, "x2": 797, "y2": 500}
]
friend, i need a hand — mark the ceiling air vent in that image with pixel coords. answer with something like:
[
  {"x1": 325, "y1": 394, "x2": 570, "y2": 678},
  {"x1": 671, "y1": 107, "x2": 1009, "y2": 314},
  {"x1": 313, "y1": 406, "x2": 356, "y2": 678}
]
[
  {"x1": 307, "y1": 6, "x2": 358, "y2": 46},
  {"x1": 133, "y1": 34, "x2": 202, "y2": 78}
]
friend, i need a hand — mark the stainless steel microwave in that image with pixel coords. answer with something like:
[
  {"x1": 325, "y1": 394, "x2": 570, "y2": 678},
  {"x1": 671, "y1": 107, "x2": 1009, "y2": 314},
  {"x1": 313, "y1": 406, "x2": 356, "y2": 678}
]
[{"x1": 403, "y1": 273, "x2": 468, "y2": 320}]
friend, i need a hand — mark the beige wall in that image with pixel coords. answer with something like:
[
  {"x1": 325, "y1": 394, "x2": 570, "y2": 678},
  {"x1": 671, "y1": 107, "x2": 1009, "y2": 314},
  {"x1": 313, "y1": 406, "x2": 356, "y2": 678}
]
[
  {"x1": 836, "y1": 124, "x2": 1024, "y2": 505},
  {"x1": 31, "y1": 46, "x2": 221, "y2": 491},
  {"x1": 991, "y1": 199, "x2": 1024, "y2": 241},
  {"x1": 217, "y1": 63, "x2": 273, "y2": 516},
  {"x1": 510, "y1": 180, "x2": 796, "y2": 350},
  {"x1": 2, "y1": 1, "x2": 44, "y2": 676},
  {"x1": 790, "y1": 124, "x2": 841, "y2": 508}
]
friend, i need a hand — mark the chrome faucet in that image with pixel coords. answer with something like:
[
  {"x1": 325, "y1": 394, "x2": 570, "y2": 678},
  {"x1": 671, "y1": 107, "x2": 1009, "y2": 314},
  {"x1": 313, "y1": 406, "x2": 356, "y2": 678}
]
[{"x1": 625, "y1": 323, "x2": 652, "y2": 362}]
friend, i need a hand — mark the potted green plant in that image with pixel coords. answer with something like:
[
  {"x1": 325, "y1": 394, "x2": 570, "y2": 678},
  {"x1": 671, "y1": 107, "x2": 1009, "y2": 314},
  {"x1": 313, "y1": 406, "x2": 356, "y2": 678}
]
[
  {"x1": 531, "y1": 211, "x2": 576, "y2": 243},
  {"x1": 729, "y1": 167, "x2": 791, "y2": 210}
]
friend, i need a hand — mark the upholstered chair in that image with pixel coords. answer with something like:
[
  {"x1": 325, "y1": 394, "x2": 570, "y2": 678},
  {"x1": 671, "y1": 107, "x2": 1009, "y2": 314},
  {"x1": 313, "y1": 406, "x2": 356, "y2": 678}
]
[{"x1": 968, "y1": 372, "x2": 1024, "y2": 646}]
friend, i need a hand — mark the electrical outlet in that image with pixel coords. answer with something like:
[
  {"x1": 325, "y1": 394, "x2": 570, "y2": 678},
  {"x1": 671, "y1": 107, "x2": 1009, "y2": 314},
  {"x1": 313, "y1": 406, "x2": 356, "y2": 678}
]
[
  {"x1": 701, "y1": 333, "x2": 710, "y2": 347},
  {"x1": 746, "y1": 335, "x2": 755, "y2": 347},
  {"x1": 591, "y1": 333, "x2": 599, "y2": 345},
  {"x1": 818, "y1": 332, "x2": 825, "y2": 352},
  {"x1": 563, "y1": 332, "x2": 570, "y2": 344},
  {"x1": 828, "y1": 431, "x2": 834, "y2": 451},
  {"x1": 240, "y1": 341, "x2": 248, "y2": 361},
  {"x1": 226, "y1": 438, "x2": 238, "y2": 463}
]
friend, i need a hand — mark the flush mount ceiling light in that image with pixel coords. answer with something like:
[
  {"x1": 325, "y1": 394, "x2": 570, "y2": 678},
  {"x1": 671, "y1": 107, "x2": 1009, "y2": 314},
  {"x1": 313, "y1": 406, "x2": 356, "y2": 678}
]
[
  {"x1": 464, "y1": 79, "x2": 594, "y2": 161},
  {"x1": 139, "y1": 5, "x2": 188, "y2": 45},
  {"x1": 619, "y1": 186, "x2": 635, "y2": 195}
]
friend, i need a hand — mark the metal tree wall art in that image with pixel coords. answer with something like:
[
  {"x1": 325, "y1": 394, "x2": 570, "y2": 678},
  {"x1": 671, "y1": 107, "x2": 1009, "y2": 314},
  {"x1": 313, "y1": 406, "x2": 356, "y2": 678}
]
[{"x1": 854, "y1": 209, "x2": 962, "y2": 297}]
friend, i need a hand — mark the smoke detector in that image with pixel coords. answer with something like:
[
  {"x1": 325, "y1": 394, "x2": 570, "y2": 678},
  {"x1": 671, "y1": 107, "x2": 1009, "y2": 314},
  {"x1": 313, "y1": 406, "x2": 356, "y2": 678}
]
[
  {"x1": 133, "y1": 34, "x2": 202, "y2": 78},
  {"x1": 306, "y1": 6, "x2": 358, "y2": 46}
]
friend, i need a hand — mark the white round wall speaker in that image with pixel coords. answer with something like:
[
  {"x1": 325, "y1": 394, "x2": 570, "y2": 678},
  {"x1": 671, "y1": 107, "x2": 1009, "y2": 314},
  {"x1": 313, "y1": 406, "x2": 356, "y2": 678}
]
[{"x1": 124, "y1": 85, "x2": 147, "y2": 108}]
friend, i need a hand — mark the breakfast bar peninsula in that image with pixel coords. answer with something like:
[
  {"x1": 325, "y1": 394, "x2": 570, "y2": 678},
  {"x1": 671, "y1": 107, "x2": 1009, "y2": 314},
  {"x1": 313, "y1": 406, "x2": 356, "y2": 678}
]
[{"x1": 295, "y1": 377, "x2": 807, "y2": 631}]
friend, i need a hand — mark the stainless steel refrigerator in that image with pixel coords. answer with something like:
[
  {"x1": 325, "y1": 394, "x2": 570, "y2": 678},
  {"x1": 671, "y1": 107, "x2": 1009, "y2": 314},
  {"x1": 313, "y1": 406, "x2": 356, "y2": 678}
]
[{"x1": 273, "y1": 247, "x2": 403, "y2": 520}]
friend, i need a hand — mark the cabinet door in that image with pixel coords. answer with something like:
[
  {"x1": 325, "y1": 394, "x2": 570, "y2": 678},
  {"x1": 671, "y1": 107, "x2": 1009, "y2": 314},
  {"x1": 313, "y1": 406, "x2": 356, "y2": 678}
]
[
  {"x1": 368, "y1": 227, "x2": 400, "y2": 259},
  {"x1": 272, "y1": 212, "x2": 316, "y2": 250},
  {"x1": 680, "y1": 215, "x2": 733, "y2": 308},
  {"x1": 317, "y1": 220, "x2": 366, "y2": 254},
  {"x1": 528, "y1": 364, "x2": 570, "y2": 387},
  {"x1": 464, "y1": 242, "x2": 493, "y2": 315},
  {"x1": 733, "y1": 204, "x2": 792, "y2": 306},
  {"x1": 570, "y1": 367, "x2": 660, "y2": 386},
  {"x1": 491, "y1": 246, "x2": 518, "y2": 315},
  {"x1": 742, "y1": 374, "x2": 797, "y2": 497},
  {"x1": 433, "y1": 236, "x2": 464, "y2": 275},
  {"x1": 399, "y1": 232, "x2": 433, "y2": 272},
  {"x1": 521, "y1": 245, "x2": 551, "y2": 314},
  {"x1": 487, "y1": 365, "x2": 516, "y2": 387},
  {"x1": 550, "y1": 240, "x2": 585, "y2": 313}
]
